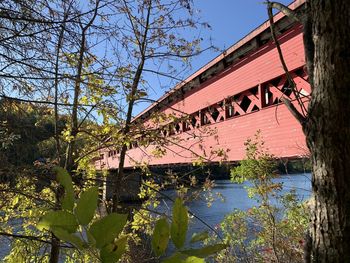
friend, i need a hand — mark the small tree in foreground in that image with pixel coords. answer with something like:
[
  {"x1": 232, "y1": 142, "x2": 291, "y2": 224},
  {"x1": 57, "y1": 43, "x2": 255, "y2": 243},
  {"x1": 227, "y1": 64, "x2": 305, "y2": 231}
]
[{"x1": 208, "y1": 132, "x2": 309, "y2": 262}]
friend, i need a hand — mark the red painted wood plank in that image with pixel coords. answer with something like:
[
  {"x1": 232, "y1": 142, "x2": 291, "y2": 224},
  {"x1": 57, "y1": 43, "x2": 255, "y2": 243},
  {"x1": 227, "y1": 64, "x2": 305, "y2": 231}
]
[{"x1": 97, "y1": 23, "x2": 310, "y2": 170}]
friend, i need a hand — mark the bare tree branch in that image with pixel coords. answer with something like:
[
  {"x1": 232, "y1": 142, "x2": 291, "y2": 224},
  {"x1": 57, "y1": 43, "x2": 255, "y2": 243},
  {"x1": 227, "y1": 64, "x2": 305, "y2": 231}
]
[
  {"x1": 264, "y1": 1, "x2": 301, "y2": 22},
  {"x1": 0, "y1": 231, "x2": 73, "y2": 248},
  {"x1": 266, "y1": 2, "x2": 307, "y2": 125},
  {"x1": 0, "y1": 95, "x2": 95, "y2": 107},
  {"x1": 281, "y1": 97, "x2": 306, "y2": 125}
]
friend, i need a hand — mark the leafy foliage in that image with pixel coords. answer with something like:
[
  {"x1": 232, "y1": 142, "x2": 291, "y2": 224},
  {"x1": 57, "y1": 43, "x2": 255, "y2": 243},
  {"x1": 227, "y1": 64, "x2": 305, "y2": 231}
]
[
  {"x1": 0, "y1": 101, "x2": 66, "y2": 166},
  {"x1": 37, "y1": 210, "x2": 78, "y2": 233},
  {"x1": 36, "y1": 168, "x2": 128, "y2": 262},
  {"x1": 0, "y1": 167, "x2": 225, "y2": 263},
  {"x1": 151, "y1": 197, "x2": 227, "y2": 262},
  {"x1": 152, "y1": 218, "x2": 170, "y2": 256},
  {"x1": 0, "y1": 1, "x2": 223, "y2": 262},
  {"x1": 170, "y1": 198, "x2": 189, "y2": 249},
  {"x1": 89, "y1": 213, "x2": 128, "y2": 249},
  {"x1": 207, "y1": 131, "x2": 309, "y2": 262},
  {"x1": 190, "y1": 231, "x2": 209, "y2": 244},
  {"x1": 75, "y1": 187, "x2": 99, "y2": 226}
]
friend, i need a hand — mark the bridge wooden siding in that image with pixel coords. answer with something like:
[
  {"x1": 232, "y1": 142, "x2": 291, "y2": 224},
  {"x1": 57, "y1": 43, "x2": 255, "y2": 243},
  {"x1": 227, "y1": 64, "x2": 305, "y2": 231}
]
[{"x1": 96, "y1": 0, "x2": 310, "y2": 169}]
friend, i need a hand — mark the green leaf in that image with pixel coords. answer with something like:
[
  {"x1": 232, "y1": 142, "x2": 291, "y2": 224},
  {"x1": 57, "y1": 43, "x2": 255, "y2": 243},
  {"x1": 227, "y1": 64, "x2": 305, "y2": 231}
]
[
  {"x1": 88, "y1": 213, "x2": 127, "y2": 249},
  {"x1": 87, "y1": 229, "x2": 96, "y2": 246},
  {"x1": 163, "y1": 252, "x2": 205, "y2": 263},
  {"x1": 54, "y1": 167, "x2": 74, "y2": 211},
  {"x1": 37, "y1": 210, "x2": 78, "y2": 233},
  {"x1": 181, "y1": 244, "x2": 228, "y2": 258},
  {"x1": 12, "y1": 196, "x2": 19, "y2": 206},
  {"x1": 171, "y1": 198, "x2": 188, "y2": 249},
  {"x1": 51, "y1": 227, "x2": 84, "y2": 249},
  {"x1": 100, "y1": 236, "x2": 127, "y2": 263},
  {"x1": 61, "y1": 194, "x2": 74, "y2": 212},
  {"x1": 152, "y1": 218, "x2": 170, "y2": 256},
  {"x1": 75, "y1": 187, "x2": 99, "y2": 225},
  {"x1": 190, "y1": 231, "x2": 209, "y2": 244},
  {"x1": 54, "y1": 167, "x2": 73, "y2": 191}
]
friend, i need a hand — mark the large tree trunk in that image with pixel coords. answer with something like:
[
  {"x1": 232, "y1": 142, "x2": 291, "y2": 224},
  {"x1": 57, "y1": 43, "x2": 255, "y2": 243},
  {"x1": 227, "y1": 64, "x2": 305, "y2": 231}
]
[{"x1": 304, "y1": 0, "x2": 350, "y2": 261}]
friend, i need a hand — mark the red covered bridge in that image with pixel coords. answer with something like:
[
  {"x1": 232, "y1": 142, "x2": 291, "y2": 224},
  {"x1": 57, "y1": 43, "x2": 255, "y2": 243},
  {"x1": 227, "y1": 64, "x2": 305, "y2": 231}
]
[{"x1": 97, "y1": 0, "x2": 310, "y2": 170}]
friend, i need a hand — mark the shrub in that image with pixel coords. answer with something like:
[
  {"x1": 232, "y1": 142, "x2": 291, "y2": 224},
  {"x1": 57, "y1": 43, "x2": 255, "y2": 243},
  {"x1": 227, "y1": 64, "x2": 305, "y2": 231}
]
[{"x1": 208, "y1": 131, "x2": 309, "y2": 262}]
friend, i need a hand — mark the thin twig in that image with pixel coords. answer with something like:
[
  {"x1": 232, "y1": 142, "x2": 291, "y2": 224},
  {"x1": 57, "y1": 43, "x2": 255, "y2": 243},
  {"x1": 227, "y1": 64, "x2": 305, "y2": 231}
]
[
  {"x1": 138, "y1": 180, "x2": 224, "y2": 241},
  {"x1": 0, "y1": 231, "x2": 73, "y2": 248},
  {"x1": 0, "y1": 95, "x2": 95, "y2": 107},
  {"x1": 266, "y1": 2, "x2": 307, "y2": 125}
]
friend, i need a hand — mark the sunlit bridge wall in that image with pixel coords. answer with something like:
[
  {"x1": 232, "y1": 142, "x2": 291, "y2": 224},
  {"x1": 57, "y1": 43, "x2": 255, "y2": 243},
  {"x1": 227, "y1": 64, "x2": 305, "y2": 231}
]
[{"x1": 96, "y1": 0, "x2": 309, "y2": 170}]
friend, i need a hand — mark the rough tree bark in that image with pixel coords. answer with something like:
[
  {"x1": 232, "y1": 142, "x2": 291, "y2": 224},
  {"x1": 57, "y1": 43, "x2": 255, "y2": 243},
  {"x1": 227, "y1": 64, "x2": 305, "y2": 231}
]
[
  {"x1": 304, "y1": 0, "x2": 350, "y2": 262},
  {"x1": 268, "y1": 0, "x2": 350, "y2": 261}
]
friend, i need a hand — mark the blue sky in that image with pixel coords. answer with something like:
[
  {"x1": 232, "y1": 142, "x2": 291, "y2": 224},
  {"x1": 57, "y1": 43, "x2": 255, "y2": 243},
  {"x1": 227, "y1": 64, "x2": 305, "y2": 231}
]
[
  {"x1": 134, "y1": 0, "x2": 292, "y2": 115},
  {"x1": 191, "y1": 0, "x2": 291, "y2": 69}
]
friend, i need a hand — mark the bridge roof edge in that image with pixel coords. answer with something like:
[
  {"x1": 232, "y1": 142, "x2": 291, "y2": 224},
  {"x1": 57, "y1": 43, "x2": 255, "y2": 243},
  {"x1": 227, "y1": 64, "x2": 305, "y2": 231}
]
[{"x1": 133, "y1": 0, "x2": 305, "y2": 122}]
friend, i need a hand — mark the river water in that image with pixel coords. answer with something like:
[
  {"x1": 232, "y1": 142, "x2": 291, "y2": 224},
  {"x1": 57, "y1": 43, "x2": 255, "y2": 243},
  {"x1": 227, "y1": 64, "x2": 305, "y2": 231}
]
[
  {"x1": 0, "y1": 173, "x2": 311, "y2": 259},
  {"x1": 157, "y1": 173, "x2": 312, "y2": 248}
]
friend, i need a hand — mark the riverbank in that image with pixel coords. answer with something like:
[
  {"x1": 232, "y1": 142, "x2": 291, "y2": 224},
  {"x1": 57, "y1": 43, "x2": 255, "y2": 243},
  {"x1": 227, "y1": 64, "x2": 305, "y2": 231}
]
[{"x1": 147, "y1": 158, "x2": 311, "y2": 181}]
